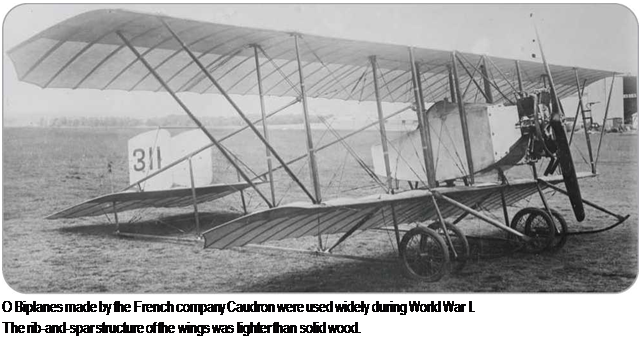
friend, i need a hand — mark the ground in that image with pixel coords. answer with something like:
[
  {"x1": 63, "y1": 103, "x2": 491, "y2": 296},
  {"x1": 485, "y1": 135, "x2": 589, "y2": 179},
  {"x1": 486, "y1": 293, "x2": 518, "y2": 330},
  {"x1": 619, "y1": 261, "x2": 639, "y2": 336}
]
[{"x1": 2, "y1": 127, "x2": 638, "y2": 292}]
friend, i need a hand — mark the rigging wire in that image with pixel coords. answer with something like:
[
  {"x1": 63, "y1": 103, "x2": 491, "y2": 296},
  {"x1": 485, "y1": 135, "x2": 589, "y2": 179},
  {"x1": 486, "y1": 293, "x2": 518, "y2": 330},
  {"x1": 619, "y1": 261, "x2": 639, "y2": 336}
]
[
  {"x1": 317, "y1": 116, "x2": 387, "y2": 191},
  {"x1": 377, "y1": 62, "x2": 398, "y2": 102},
  {"x1": 302, "y1": 39, "x2": 354, "y2": 100},
  {"x1": 257, "y1": 46, "x2": 302, "y2": 96},
  {"x1": 322, "y1": 144, "x2": 350, "y2": 198},
  {"x1": 275, "y1": 125, "x2": 333, "y2": 205},
  {"x1": 361, "y1": 111, "x2": 429, "y2": 188}
]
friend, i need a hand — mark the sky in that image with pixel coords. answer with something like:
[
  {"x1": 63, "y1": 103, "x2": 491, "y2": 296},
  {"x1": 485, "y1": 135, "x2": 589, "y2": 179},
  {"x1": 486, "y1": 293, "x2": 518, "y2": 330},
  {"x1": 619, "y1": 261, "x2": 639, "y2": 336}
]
[{"x1": 1, "y1": 3, "x2": 639, "y2": 124}]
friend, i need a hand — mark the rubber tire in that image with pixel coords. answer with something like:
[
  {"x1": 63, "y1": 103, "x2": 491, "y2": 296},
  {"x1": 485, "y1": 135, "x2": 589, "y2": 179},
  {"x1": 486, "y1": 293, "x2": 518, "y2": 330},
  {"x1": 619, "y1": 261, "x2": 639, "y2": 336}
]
[
  {"x1": 399, "y1": 226, "x2": 450, "y2": 282},
  {"x1": 428, "y1": 221, "x2": 469, "y2": 273},
  {"x1": 508, "y1": 207, "x2": 540, "y2": 251},
  {"x1": 543, "y1": 208, "x2": 568, "y2": 253},
  {"x1": 510, "y1": 207, "x2": 555, "y2": 253},
  {"x1": 550, "y1": 119, "x2": 585, "y2": 221}
]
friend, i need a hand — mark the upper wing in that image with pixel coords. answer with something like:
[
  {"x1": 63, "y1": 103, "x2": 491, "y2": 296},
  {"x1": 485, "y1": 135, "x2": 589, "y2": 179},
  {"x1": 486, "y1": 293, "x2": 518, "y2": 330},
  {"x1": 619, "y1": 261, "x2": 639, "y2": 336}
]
[{"x1": 8, "y1": 9, "x2": 615, "y2": 104}]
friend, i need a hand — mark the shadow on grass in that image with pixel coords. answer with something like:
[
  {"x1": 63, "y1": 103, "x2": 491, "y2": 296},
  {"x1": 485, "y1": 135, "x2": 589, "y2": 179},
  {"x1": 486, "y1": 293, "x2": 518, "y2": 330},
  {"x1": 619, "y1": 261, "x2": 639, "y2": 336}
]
[
  {"x1": 238, "y1": 253, "x2": 416, "y2": 292},
  {"x1": 238, "y1": 236, "x2": 520, "y2": 292},
  {"x1": 57, "y1": 210, "x2": 243, "y2": 238}
]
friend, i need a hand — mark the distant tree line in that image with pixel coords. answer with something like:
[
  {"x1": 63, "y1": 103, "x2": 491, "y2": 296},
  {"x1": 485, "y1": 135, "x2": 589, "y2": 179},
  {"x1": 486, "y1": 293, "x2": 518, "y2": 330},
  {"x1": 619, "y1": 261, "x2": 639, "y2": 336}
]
[
  {"x1": 43, "y1": 116, "x2": 144, "y2": 127},
  {"x1": 40, "y1": 114, "x2": 332, "y2": 128}
]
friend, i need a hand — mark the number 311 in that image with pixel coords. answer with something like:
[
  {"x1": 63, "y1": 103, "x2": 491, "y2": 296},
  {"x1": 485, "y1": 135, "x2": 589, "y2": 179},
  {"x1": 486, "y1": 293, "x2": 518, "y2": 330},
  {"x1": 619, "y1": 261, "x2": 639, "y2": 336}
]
[{"x1": 132, "y1": 147, "x2": 162, "y2": 172}]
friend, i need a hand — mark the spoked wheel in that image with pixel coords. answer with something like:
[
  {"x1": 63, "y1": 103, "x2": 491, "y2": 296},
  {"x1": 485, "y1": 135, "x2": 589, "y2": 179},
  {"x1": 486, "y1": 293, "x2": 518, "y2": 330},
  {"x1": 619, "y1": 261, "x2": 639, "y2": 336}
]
[
  {"x1": 399, "y1": 226, "x2": 449, "y2": 282},
  {"x1": 542, "y1": 208, "x2": 568, "y2": 252},
  {"x1": 428, "y1": 221, "x2": 469, "y2": 273},
  {"x1": 510, "y1": 207, "x2": 556, "y2": 253}
]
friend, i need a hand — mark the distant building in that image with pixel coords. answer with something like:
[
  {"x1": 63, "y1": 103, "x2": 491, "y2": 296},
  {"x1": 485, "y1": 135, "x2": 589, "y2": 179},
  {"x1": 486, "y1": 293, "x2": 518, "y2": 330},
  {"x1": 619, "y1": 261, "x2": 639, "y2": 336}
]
[
  {"x1": 623, "y1": 76, "x2": 637, "y2": 125},
  {"x1": 561, "y1": 75, "x2": 637, "y2": 131}
]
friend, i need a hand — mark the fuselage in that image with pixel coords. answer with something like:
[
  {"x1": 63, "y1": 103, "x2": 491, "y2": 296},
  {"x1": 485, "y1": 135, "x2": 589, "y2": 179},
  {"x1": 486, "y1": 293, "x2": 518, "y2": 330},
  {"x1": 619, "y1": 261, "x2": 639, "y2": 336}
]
[{"x1": 371, "y1": 101, "x2": 525, "y2": 184}]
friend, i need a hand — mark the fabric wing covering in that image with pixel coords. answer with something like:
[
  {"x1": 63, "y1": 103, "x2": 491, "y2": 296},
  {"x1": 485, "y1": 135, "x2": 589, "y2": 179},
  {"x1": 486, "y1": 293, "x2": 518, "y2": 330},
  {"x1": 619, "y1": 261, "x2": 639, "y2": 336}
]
[
  {"x1": 202, "y1": 174, "x2": 594, "y2": 249},
  {"x1": 9, "y1": 9, "x2": 615, "y2": 105}
]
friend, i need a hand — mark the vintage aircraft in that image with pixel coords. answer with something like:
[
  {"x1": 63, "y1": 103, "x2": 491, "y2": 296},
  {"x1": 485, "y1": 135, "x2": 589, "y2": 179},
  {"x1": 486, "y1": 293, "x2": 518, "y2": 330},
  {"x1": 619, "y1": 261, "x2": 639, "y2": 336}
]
[{"x1": 7, "y1": 8, "x2": 629, "y2": 281}]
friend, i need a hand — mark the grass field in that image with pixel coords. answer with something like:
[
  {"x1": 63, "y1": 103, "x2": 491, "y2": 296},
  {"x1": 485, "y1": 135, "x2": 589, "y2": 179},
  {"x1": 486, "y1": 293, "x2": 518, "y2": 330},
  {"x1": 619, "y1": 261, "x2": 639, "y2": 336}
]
[{"x1": 2, "y1": 126, "x2": 638, "y2": 292}]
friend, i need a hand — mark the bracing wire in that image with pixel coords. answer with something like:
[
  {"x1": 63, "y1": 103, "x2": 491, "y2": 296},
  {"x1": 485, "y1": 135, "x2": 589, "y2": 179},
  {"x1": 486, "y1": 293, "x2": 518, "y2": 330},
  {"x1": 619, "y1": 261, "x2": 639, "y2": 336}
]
[
  {"x1": 323, "y1": 145, "x2": 350, "y2": 198},
  {"x1": 275, "y1": 125, "x2": 333, "y2": 205},
  {"x1": 302, "y1": 39, "x2": 354, "y2": 100},
  {"x1": 316, "y1": 114, "x2": 387, "y2": 191},
  {"x1": 258, "y1": 46, "x2": 302, "y2": 96}
]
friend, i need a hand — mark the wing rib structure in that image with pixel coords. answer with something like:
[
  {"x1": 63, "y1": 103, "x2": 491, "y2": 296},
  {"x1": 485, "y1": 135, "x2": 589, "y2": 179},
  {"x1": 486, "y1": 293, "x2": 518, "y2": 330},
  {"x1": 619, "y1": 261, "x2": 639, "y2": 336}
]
[{"x1": 202, "y1": 173, "x2": 594, "y2": 249}]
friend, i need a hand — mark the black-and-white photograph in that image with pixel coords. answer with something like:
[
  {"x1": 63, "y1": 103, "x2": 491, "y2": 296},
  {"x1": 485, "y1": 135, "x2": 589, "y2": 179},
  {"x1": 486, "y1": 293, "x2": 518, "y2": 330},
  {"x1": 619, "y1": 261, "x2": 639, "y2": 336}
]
[{"x1": 2, "y1": 3, "x2": 637, "y2": 293}]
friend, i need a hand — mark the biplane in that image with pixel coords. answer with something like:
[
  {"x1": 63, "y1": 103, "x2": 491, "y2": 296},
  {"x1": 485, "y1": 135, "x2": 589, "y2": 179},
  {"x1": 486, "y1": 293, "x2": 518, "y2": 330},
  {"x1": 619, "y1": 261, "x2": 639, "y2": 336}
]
[{"x1": 7, "y1": 8, "x2": 630, "y2": 281}]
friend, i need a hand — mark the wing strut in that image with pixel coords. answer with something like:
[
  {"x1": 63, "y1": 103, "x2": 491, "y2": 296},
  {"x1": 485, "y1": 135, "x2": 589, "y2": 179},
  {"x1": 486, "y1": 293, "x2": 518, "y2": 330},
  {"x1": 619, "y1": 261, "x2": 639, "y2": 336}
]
[
  {"x1": 450, "y1": 51, "x2": 475, "y2": 184},
  {"x1": 571, "y1": 73, "x2": 598, "y2": 174},
  {"x1": 160, "y1": 19, "x2": 318, "y2": 204},
  {"x1": 253, "y1": 45, "x2": 277, "y2": 206},
  {"x1": 448, "y1": 66, "x2": 457, "y2": 103},
  {"x1": 116, "y1": 31, "x2": 274, "y2": 208},
  {"x1": 480, "y1": 57, "x2": 494, "y2": 103},
  {"x1": 370, "y1": 56, "x2": 394, "y2": 193},
  {"x1": 370, "y1": 56, "x2": 400, "y2": 249},
  {"x1": 293, "y1": 34, "x2": 323, "y2": 204},
  {"x1": 409, "y1": 48, "x2": 437, "y2": 188},
  {"x1": 595, "y1": 73, "x2": 617, "y2": 168},
  {"x1": 188, "y1": 158, "x2": 202, "y2": 236},
  {"x1": 567, "y1": 78, "x2": 587, "y2": 146}
]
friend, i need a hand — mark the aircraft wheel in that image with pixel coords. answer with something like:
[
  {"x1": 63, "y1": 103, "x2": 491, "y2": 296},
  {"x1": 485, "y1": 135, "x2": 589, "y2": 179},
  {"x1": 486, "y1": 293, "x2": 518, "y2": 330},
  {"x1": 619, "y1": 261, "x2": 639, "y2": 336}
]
[
  {"x1": 542, "y1": 208, "x2": 568, "y2": 252},
  {"x1": 508, "y1": 207, "x2": 538, "y2": 251},
  {"x1": 428, "y1": 221, "x2": 469, "y2": 273},
  {"x1": 400, "y1": 226, "x2": 449, "y2": 282},
  {"x1": 510, "y1": 208, "x2": 555, "y2": 253}
]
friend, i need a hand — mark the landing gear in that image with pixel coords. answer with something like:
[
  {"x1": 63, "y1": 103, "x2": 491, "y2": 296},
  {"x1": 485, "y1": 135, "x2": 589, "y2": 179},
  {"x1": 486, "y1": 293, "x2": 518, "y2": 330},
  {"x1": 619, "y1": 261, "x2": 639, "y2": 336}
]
[
  {"x1": 545, "y1": 208, "x2": 568, "y2": 252},
  {"x1": 428, "y1": 221, "x2": 469, "y2": 273},
  {"x1": 510, "y1": 207, "x2": 555, "y2": 253},
  {"x1": 399, "y1": 226, "x2": 449, "y2": 282}
]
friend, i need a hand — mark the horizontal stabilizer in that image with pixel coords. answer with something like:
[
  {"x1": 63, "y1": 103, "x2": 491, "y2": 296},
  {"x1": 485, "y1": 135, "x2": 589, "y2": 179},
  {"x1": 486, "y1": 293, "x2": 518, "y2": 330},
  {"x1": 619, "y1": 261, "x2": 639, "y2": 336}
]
[{"x1": 46, "y1": 182, "x2": 257, "y2": 219}]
